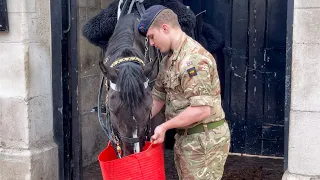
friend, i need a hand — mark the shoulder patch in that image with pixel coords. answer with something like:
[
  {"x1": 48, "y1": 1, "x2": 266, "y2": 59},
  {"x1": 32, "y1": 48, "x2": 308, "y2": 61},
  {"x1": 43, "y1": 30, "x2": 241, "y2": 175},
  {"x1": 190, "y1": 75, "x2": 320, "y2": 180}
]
[{"x1": 187, "y1": 67, "x2": 197, "y2": 78}]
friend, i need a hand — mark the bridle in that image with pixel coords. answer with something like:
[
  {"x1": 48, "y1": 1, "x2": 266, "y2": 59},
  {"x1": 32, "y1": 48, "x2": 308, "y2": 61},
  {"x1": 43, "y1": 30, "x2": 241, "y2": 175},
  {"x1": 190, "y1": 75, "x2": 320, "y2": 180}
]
[
  {"x1": 97, "y1": 0, "x2": 161, "y2": 158},
  {"x1": 100, "y1": 56, "x2": 153, "y2": 158},
  {"x1": 108, "y1": 57, "x2": 151, "y2": 149}
]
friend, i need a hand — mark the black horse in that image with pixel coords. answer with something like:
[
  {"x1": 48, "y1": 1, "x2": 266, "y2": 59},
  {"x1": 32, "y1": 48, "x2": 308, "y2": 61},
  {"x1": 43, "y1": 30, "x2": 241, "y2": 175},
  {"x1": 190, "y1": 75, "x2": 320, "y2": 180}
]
[
  {"x1": 99, "y1": 13, "x2": 164, "y2": 157},
  {"x1": 83, "y1": 0, "x2": 227, "y2": 154}
]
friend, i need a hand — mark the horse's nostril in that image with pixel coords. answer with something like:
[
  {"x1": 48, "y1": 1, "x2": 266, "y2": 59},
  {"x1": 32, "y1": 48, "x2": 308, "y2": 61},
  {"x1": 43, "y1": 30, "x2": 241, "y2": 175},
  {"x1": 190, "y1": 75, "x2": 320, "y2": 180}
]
[{"x1": 111, "y1": 94, "x2": 116, "y2": 99}]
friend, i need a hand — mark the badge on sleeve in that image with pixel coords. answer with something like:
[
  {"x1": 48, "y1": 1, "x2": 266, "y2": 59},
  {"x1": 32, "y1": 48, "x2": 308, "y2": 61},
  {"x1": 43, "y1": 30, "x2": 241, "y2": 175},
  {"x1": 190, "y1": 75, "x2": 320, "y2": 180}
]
[{"x1": 187, "y1": 67, "x2": 197, "y2": 77}]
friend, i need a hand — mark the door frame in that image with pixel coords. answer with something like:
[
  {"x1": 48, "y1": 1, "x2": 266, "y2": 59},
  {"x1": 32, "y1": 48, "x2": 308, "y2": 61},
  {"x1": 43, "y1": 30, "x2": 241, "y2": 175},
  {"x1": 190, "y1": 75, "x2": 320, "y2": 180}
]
[
  {"x1": 284, "y1": 0, "x2": 294, "y2": 170},
  {"x1": 51, "y1": 0, "x2": 81, "y2": 179}
]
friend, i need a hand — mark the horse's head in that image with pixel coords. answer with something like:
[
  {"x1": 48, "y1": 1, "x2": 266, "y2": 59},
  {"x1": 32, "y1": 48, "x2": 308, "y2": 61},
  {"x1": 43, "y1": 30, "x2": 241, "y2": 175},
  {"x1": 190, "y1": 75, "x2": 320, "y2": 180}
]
[
  {"x1": 99, "y1": 45, "x2": 158, "y2": 157},
  {"x1": 98, "y1": 14, "x2": 160, "y2": 157}
]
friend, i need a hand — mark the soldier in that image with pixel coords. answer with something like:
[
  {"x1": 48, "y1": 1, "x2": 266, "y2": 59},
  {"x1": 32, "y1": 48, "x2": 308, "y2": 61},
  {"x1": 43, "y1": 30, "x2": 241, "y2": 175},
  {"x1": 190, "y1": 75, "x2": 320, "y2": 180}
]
[{"x1": 138, "y1": 5, "x2": 231, "y2": 180}]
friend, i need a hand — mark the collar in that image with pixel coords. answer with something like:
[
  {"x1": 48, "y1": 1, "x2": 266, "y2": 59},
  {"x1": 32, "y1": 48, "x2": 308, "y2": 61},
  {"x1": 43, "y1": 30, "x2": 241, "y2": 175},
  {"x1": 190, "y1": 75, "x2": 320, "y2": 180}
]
[
  {"x1": 110, "y1": 57, "x2": 145, "y2": 68},
  {"x1": 169, "y1": 32, "x2": 188, "y2": 61}
]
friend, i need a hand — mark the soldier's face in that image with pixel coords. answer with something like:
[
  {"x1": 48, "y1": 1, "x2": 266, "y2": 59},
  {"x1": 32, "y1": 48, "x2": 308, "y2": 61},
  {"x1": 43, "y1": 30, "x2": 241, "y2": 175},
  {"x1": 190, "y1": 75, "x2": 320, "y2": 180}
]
[{"x1": 147, "y1": 26, "x2": 171, "y2": 53}]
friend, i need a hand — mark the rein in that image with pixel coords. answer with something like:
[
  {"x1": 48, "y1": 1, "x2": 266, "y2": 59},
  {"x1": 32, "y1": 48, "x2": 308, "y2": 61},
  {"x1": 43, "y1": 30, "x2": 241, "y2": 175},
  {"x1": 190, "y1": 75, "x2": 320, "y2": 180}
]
[{"x1": 98, "y1": 0, "x2": 155, "y2": 158}]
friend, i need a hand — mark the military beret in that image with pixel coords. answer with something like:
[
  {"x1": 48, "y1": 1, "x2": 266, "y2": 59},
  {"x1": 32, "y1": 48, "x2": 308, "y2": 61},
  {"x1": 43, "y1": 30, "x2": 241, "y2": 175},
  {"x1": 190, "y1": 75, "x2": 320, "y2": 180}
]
[{"x1": 138, "y1": 5, "x2": 167, "y2": 36}]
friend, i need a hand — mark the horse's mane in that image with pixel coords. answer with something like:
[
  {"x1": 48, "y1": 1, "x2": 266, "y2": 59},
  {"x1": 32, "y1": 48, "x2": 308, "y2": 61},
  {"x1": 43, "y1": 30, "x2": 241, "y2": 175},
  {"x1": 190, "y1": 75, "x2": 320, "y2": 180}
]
[
  {"x1": 117, "y1": 62, "x2": 147, "y2": 108},
  {"x1": 106, "y1": 14, "x2": 139, "y2": 60},
  {"x1": 106, "y1": 14, "x2": 147, "y2": 108}
]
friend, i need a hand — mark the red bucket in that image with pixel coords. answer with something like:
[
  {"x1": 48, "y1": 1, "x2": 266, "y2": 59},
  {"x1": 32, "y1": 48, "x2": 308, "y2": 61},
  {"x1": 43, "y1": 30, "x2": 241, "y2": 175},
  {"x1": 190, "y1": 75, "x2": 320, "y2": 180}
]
[{"x1": 98, "y1": 141, "x2": 166, "y2": 180}]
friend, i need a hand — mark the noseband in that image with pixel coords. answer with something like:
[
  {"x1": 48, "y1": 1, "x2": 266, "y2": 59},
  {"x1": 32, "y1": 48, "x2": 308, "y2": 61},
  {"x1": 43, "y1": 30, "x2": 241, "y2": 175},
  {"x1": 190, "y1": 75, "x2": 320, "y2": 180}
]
[
  {"x1": 105, "y1": 56, "x2": 152, "y2": 156},
  {"x1": 108, "y1": 105, "x2": 152, "y2": 156}
]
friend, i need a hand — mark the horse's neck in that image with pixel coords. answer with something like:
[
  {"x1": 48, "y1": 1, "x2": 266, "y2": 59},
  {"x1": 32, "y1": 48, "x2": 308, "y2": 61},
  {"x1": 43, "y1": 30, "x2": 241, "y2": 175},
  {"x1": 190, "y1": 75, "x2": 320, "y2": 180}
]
[
  {"x1": 132, "y1": 20, "x2": 147, "y2": 59},
  {"x1": 105, "y1": 14, "x2": 159, "y2": 66},
  {"x1": 131, "y1": 19, "x2": 159, "y2": 64}
]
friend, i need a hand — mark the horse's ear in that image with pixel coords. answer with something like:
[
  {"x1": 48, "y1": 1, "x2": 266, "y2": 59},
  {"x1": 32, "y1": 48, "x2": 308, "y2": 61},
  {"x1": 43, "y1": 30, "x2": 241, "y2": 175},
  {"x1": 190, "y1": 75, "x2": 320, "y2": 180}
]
[
  {"x1": 143, "y1": 59, "x2": 157, "y2": 77},
  {"x1": 99, "y1": 60, "x2": 119, "y2": 81}
]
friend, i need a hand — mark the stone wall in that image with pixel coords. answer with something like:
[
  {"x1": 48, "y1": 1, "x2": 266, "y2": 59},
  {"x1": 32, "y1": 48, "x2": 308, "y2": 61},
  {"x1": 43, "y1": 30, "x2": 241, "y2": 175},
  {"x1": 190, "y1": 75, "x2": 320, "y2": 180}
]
[
  {"x1": 0, "y1": 0, "x2": 58, "y2": 179},
  {"x1": 283, "y1": 0, "x2": 320, "y2": 179},
  {"x1": 77, "y1": 0, "x2": 114, "y2": 167}
]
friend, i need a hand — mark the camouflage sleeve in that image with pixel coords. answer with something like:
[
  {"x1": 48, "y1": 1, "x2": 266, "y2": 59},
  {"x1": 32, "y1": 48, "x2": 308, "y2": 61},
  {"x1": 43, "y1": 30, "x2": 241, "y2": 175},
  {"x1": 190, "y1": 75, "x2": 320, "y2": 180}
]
[
  {"x1": 152, "y1": 66, "x2": 166, "y2": 101},
  {"x1": 180, "y1": 55, "x2": 217, "y2": 107}
]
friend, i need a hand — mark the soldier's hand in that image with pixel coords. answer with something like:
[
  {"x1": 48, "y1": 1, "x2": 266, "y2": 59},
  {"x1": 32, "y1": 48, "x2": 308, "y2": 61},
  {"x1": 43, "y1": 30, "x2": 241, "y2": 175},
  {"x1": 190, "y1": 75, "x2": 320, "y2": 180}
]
[{"x1": 151, "y1": 125, "x2": 166, "y2": 144}]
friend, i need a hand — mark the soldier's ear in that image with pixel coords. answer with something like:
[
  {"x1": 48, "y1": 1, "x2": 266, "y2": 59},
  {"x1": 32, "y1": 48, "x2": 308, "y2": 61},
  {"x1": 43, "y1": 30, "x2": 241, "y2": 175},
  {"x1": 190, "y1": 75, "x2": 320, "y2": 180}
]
[{"x1": 162, "y1": 24, "x2": 170, "y2": 34}]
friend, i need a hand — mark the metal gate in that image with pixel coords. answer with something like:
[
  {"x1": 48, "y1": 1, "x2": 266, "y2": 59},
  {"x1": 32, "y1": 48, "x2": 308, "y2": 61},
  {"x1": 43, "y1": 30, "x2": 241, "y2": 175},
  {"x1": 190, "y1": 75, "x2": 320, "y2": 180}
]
[{"x1": 184, "y1": 0, "x2": 287, "y2": 157}]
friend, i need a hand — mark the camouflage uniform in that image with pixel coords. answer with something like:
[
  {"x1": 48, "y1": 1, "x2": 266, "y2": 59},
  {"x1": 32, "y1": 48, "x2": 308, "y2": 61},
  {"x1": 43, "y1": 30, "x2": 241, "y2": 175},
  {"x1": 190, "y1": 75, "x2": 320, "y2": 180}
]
[{"x1": 152, "y1": 33, "x2": 231, "y2": 180}]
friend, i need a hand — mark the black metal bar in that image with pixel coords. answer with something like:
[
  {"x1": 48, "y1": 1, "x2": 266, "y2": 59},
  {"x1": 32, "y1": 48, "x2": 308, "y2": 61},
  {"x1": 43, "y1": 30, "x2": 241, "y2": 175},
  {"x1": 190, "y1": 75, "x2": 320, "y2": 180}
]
[
  {"x1": 0, "y1": 0, "x2": 9, "y2": 31},
  {"x1": 51, "y1": 0, "x2": 67, "y2": 179},
  {"x1": 61, "y1": 0, "x2": 72, "y2": 178},
  {"x1": 69, "y1": 0, "x2": 81, "y2": 179},
  {"x1": 51, "y1": 0, "x2": 80, "y2": 179},
  {"x1": 284, "y1": 0, "x2": 293, "y2": 171}
]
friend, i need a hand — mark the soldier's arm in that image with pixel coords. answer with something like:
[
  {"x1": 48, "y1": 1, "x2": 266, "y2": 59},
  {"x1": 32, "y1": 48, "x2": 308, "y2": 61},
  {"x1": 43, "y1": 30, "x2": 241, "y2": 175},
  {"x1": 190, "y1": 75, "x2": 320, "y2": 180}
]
[
  {"x1": 161, "y1": 106, "x2": 211, "y2": 131},
  {"x1": 160, "y1": 57, "x2": 215, "y2": 129},
  {"x1": 151, "y1": 66, "x2": 166, "y2": 119},
  {"x1": 151, "y1": 56, "x2": 218, "y2": 144},
  {"x1": 151, "y1": 97, "x2": 165, "y2": 119}
]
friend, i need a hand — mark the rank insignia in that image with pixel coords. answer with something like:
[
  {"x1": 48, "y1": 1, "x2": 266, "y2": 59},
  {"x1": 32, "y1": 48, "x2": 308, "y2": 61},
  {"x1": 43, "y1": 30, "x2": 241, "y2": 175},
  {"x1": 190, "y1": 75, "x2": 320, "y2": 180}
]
[{"x1": 187, "y1": 67, "x2": 197, "y2": 77}]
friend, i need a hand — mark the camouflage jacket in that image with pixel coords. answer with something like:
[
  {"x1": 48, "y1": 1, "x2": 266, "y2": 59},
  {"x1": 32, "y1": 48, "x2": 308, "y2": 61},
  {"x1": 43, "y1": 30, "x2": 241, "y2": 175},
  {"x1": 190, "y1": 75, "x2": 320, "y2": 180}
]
[{"x1": 152, "y1": 33, "x2": 225, "y2": 128}]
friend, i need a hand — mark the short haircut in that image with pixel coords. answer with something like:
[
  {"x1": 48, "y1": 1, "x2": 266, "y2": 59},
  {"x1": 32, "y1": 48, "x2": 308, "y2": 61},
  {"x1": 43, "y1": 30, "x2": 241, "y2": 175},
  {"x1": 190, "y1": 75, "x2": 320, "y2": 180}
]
[{"x1": 151, "y1": 9, "x2": 180, "y2": 29}]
